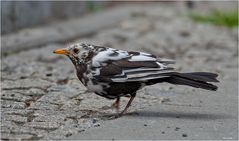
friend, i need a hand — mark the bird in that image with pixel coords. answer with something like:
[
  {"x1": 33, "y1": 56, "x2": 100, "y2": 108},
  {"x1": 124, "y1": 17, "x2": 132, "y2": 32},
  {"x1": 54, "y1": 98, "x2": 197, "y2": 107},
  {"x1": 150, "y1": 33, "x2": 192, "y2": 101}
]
[{"x1": 53, "y1": 43, "x2": 219, "y2": 117}]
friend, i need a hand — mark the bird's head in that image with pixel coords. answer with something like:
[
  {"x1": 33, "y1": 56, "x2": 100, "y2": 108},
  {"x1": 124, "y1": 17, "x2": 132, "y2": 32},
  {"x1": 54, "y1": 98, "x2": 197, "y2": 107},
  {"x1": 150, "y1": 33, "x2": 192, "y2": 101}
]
[{"x1": 53, "y1": 43, "x2": 94, "y2": 66}]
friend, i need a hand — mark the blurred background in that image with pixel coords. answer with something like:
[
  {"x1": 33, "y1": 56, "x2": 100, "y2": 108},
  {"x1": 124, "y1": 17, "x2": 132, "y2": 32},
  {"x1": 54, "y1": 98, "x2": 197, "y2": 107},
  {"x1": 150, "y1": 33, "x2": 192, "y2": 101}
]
[{"x1": 1, "y1": 1, "x2": 238, "y2": 34}]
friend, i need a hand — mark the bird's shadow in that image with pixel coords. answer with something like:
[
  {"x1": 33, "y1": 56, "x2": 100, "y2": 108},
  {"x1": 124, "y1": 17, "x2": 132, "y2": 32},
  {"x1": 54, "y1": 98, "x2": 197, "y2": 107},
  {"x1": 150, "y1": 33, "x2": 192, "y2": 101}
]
[{"x1": 99, "y1": 110, "x2": 233, "y2": 121}]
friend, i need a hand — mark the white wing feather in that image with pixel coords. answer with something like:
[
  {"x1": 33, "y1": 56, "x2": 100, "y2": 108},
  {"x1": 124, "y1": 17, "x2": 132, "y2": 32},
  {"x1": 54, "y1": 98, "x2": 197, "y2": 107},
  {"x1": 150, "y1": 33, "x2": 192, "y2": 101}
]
[{"x1": 91, "y1": 47, "x2": 174, "y2": 82}]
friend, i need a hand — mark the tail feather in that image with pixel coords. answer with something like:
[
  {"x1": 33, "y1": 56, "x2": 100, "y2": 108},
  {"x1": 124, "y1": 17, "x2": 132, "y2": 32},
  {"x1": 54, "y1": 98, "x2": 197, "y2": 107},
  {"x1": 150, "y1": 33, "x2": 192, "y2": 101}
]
[
  {"x1": 146, "y1": 72, "x2": 219, "y2": 91},
  {"x1": 166, "y1": 72, "x2": 219, "y2": 91},
  {"x1": 175, "y1": 72, "x2": 219, "y2": 82}
]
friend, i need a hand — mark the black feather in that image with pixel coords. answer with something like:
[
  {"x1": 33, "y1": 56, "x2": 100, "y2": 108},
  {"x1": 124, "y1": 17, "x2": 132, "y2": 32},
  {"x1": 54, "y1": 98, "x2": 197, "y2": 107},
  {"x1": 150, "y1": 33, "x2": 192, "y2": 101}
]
[
  {"x1": 146, "y1": 72, "x2": 219, "y2": 91},
  {"x1": 168, "y1": 72, "x2": 218, "y2": 91},
  {"x1": 174, "y1": 72, "x2": 219, "y2": 82}
]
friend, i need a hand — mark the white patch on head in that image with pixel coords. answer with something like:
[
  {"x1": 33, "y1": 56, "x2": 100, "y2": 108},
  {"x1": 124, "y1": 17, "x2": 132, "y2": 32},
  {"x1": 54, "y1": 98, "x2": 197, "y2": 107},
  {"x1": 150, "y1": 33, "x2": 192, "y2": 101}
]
[{"x1": 68, "y1": 43, "x2": 93, "y2": 61}]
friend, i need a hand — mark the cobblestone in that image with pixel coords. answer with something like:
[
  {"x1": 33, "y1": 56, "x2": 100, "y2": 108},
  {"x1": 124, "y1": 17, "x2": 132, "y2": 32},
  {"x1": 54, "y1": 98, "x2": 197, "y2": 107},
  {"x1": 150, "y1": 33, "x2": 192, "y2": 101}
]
[
  {"x1": 1, "y1": 108, "x2": 33, "y2": 116},
  {"x1": 29, "y1": 101, "x2": 59, "y2": 110},
  {"x1": 2, "y1": 78, "x2": 52, "y2": 90},
  {"x1": 1, "y1": 133, "x2": 35, "y2": 140},
  {"x1": 1, "y1": 126, "x2": 47, "y2": 138},
  {"x1": 24, "y1": 122, "x2": 60, "y2": 130},
  {"x1": 1, "y1": 121, "x2": 18, "y2": 128},
  {"x1": 25, "y1": 88, "x2": 47, "y2": 96},
  {"x1": 1, "y1": 100, "x2": 27, "y2": 109},
  {"x1": 2, "y1": 115, "x2": 28, "y2": 124},
  {"x1": 1, "y1": 91, "x2": 32, "y2": 102}
]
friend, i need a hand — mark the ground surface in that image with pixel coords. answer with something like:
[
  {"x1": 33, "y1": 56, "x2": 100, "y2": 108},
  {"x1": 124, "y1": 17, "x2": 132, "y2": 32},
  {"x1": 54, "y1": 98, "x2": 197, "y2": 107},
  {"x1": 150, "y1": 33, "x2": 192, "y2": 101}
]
[{"x1": 1, "y1": 4, "x2": 238, "y2": 140}]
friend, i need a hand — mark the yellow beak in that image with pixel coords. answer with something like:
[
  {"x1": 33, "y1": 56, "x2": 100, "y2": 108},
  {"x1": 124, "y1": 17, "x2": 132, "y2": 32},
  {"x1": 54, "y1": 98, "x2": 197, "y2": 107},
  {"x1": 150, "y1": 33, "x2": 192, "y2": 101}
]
[{"x1": 53, "y1": 48, "x2": 69, "y2": 55}]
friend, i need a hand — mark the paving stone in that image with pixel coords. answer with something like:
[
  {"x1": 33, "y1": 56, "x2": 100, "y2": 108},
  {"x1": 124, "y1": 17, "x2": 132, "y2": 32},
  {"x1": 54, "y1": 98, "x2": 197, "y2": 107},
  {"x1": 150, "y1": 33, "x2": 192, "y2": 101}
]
[
  {"x1": 1, "y1": 100, "x2": 26, "y2": 109},
  {"x1": 1, "y1": 108, "x2": 33, "y2": 116},
  {"x1": 42, "y1": 118, "x2": 98, "y2": 140},
  {"x1": 29, "y1": 101, "x2": 59, "y2": 110},
  {"x1": 32, "y1": 109, "x2": 86, "y2": 124},
  {"x1": 47, "y1": 84, "x2": 85, "y2": 99},
  {"x1": 2, "y1": 78, "x2": 52, "y2": 90},
  {"x1": 33, "y1": 115, "x2": 64, "y2": 123},
  {"x1": 1, "y1": 120, "x2": 17, "y2": 128},
  {"x1": 1, "y1": 89, "x2": 45, "y2": 97},
  {"x1": 24, "y1": 121, "x2": 60, "y2": 130},
  {"x1": 1, "y1": 126, "x2": 47, "y2": 138},
  {"x1": 1, "y1": 133, "x2": 35, "y2": 140},
  {"x1": 58, "y1": 99, "x2": 83, "y2": 111},
  {"x1": 37, "y1": 92, "x2": 70, "y2": 105},
  {"x1": 2, "y1": 115, "x2": 28, "y2": 124},
  {"x1": 43, "y1": 125, "x2": 84, "y2": 139},
  {"x1": 1, "y1": 91, "x2": 32, "y2": 102},
  {"x1": 25, "y1": 88, "x2": 47, "y2": 96}
]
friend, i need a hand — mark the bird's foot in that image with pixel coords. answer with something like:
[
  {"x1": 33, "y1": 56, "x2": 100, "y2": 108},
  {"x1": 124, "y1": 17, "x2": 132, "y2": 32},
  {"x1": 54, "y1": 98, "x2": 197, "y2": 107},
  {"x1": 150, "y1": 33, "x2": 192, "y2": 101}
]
[
  {"x1": 111, "y1": 98, "x2": 120, "y2": 112},
  {"x1": 112, "y1": 102, "x2": 120, "y2": 112}
]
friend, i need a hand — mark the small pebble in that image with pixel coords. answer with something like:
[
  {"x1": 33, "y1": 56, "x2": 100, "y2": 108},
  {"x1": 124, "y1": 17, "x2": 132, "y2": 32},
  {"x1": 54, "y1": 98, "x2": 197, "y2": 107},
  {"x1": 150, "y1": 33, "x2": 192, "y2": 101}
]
[
  {"x1": 94, "y1": 123, "x2": 100, "y2": 127},
  {"x1": 160, "y1": 97, "x2": 170, "y2": 103},
  {"x1": 144, "y1": 124, "x2": 147, "y2": 127},
  {"x1": 65, "y1": 133, "x2": 72, "y2": 137},
  {"x1": 169, "y1": 87, "x2": 173, "y2": 90},
  {"x1": 46, "y1": 73, "x2": 52, "y2": 77},
  {"x1": 92, "y1": 118, "x2": 97, "y2": 123},
  {"x1": 20, "y1": 76, "x2": 27, "y2": 79},
  {"x1": 182, "y1": 133, "x2": 188, "y2": 137},
  {"x1": 161, "y1": 131, "x2": 165, "y2": 134},
  {"x1": 175, "y1": 127, "x2": 180, "y2": 131}
]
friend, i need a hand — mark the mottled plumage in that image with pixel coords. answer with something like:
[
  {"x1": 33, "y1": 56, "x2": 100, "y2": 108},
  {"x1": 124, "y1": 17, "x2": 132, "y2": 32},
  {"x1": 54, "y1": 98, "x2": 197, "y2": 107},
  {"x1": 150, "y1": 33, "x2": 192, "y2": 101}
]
[{"x1": 53, "y1": 43, "x2": 219, "y2": 116}]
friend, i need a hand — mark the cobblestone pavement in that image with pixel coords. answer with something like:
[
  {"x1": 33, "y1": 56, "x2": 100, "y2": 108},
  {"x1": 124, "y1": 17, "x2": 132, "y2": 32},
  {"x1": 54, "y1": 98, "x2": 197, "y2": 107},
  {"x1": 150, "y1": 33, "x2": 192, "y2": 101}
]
[{"x1": 1, "y1": 5, "x2": 238, "y2": 140}]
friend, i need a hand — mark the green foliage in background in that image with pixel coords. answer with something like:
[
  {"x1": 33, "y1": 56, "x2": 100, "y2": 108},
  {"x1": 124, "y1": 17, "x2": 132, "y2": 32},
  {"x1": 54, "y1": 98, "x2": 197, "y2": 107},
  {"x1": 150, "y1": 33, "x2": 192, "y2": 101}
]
[
  {"x1": 86, "y1": 1, "x2": 103, "y2": 13},
  {"x1": 189, "y1": 10, "x2": 238, "y2": 28}
]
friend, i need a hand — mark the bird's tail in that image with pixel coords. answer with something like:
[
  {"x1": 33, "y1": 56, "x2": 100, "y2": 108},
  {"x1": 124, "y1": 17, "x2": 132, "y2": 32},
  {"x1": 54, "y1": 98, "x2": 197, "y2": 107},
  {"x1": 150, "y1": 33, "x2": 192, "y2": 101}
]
[
  {"x1": 147, "y1": 72, "x2": 219, "y2": 91},
  {"x1": 165, "y1": 72, "x2": 219, "y2": 91}
]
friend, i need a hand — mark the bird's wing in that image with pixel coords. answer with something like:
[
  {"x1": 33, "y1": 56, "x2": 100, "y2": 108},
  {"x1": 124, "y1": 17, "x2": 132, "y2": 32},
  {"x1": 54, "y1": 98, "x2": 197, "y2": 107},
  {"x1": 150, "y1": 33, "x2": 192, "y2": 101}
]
[{"x1": 91, "y1": 48, "x2": 175, "y2": 82}]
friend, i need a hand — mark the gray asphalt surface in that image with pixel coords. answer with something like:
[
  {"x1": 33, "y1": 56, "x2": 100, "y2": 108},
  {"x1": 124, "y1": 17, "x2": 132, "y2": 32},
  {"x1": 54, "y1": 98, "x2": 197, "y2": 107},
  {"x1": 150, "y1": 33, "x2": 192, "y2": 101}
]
[{"x1": 69, "y1": 75, "x2": 238, "y2": 140}]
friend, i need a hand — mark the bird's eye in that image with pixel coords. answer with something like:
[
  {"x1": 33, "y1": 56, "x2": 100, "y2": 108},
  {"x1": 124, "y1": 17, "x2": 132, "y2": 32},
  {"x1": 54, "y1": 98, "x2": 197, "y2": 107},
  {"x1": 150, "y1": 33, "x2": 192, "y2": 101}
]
[{"x1": 73, "y1": 48, "x2": 79, "y2": 54}]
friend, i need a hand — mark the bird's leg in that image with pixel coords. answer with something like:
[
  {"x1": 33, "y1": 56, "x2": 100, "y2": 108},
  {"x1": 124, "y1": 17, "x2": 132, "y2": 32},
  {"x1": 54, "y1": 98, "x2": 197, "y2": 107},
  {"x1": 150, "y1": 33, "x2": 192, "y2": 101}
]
[
  {"x1": 112, "y1": 97, "x2": 120, "y2": 112},
  {"x1": 119, "y1": 93, "x2": 136, "y2": 116}
]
